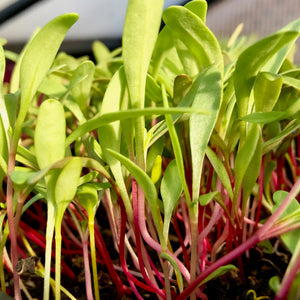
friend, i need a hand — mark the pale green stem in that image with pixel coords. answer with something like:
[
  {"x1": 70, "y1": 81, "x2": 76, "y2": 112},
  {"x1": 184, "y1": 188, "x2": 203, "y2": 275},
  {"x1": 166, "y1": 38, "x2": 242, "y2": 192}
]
[
  {"x1": 162, "y1": 260, "x2": 171, "y2": 300},
  {"x1": 43, "y1": 203, "x2": 55, "y2": 300},
  {"x1": 55, "y1": 210, "x2": 65, "y2": 300},
  {"x1": 88, "y1": 217, "x2": 100, "y2": 300}
]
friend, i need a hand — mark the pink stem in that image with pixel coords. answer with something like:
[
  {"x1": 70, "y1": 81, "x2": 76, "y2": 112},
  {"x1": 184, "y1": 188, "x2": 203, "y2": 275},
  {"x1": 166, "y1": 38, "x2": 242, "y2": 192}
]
[
  {"x1": 275, "y1": 252, "x2": 300, "y2": 300},
  {"x1": 132, "y1": 179, "x2": 165, "y2": 298},
  {"x1": 82, "y1": 230, "x2": 94, "y2": 300}
]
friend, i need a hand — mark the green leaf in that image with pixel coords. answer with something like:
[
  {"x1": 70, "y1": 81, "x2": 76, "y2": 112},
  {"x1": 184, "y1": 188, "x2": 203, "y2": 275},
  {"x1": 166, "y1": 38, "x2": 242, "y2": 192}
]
[
  {"x1": 161, "y1": 159, "x2": 183, "y2": 242},
  {"x1": 240, "y1": 111, "x2": 285, "y2": 124},
  {"x1": 151, "y1": 26, "x2": 175, "y2": 80},
  {"x1": 92, "y1": 40, "x2": 111, "y2": 65},
  {"x1": 13, "y1": 13, "x2": 78, "y2": 148},
  {"x1": 54, "y1": 157, "x2": 82, "y2": 209},
  {"x1": 38, "y1": 77, "x2": 67, "y2": 98},
  {"x1": 173, "y1": 75, "x2": 192, "y2": 106},
  {"x1": 160, "y1": 252, "x2": 184, "y2": 293},
  {"x1": 146, "y1": 136, "x2": 165, "y2": 174},
  {"x1": 189, "y1": 65, "x2": 222, "y2": 202},
  {"x1": 205, "y1": 147, "x2": 233, "y2": 200},
  {"x1": 198, "y1": 191, "x2": 220, "y2": 206},
  {"x1": 234, "y1": 31, "x2": 298, "y2": 119},
  {"x1": 282, "y1": 75, "x2": 300, "y2": 90},
  {"x1": 106, "y1": 148, "x2": 157, "y2": 208},
  {"x1": 272, "y1": 191, "x2": 300, "y2": 253},
  {"x1": 163, "y1": 5, "x2": 223, "y2": 74},
  {"x1": 241, "y1": 128, "x2": 262, "y2": 212},
  {"x1": 151, "y1": 155, "x2": 162, "y2": 184},
  {"x1": 98, "y1": 67, "x2": 125, "y2": 164},
  {"x1": 77, "y1": 183, "x2": 99, "y2": 216},
  {"x1": 161, "y1": 84, "x2": 192, "y2": 210},
  {"x1": 65, "y1": 106, "x2": 209, "y2": 147},
  {"x1": 199, "y1": 264, "x2": 237, "y2": 286},
  {"x1": 27, "y1": 157, "x2": 111, "y2": 186},
  {"x1": 263, "y1": 18, "x2": 300, "y2": 73},
  {"x1": 16, "y1": 144, "x2": 38, "y2": 170},
  {"x1": 34, "y1": 99, "x2": 66, "y2": 170},
  {"x1": 0, "y1": 114, "x2": 8, "y2": 184},
  {"x1": 3, "y1": 93, "x2": 18, "y2": 131},
  {"x1": 9, "y1": 28, "x2": 38, "y2": 94},
  {"x1": 123, "y1": 0, "x2": 164, "y2": 109},
  {"x1": 269, "y1": 276, "x2": 281, "y2": 294},
  {"x1": 69, "y1": 60, "x2": 95, "y2": 115},
  {"x1": 0, "y1": 45, "x2": 9, "y2": 145},
  {"x1": 254, "y1": 72, "x2": 283, "y2": 113},
  {"x1": 0, "y1": 45, "x2": 9, "y2": 184},
  {"x1": 184, "y1": 0, "x2": 207, "y2": 23},
  {"x1": 234, "y1": 123, "x2": 261, "y2": 208},
  {"x1": 10, "y1": 167, "x2": 36, "y2": 187},
  {"x1": 233, "y1": 30, "x2": 298, "y2": 141},
  {"x1": 263, "y1": 121, "x2": 300, "y2": 154},
  {"x1": 146, "y1": 74, "x2": 164, "y2": 103},
  {"x1": 97, "y1": 66, "x2": 134, "y2": 220}
]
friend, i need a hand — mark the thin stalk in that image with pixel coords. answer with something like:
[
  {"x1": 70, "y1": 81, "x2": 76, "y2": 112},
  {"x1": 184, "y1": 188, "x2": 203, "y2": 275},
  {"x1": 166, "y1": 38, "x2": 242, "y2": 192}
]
[
  {"x1": 132, "y1": 180, "x2": 165, "y2": 298},
  {"x1": 6, "y1": 151, "x2": 22, "y2": 300},
  {"x1": 43, "y1": 203, "x2": 55, "y2": 300},
  {"x1": 189, "y1": 220, "x2": 198, "y2": 300},
  {"x1": 0, "y1": 216, "x2": 9, "y2": 292},
  {"x1": 88, "y1": 218, "x2": 100, "y2": 300},
  {"x1": 118, "y1": 194, "x2": 158, "y2": 294},
  {"x1": 162, "y1": 260, "x2": 171, "y2": 300},
  {"x1": 54, "y1": 210, "x2": 65, "y2": 300},
  {"x1": 275, "y1": 238, "x2": 300, "y2": 300},
  {"x1": 67, "y1": 207, "x2": 95, "y2": 299},
  {"x1": 82, "y1": 230, "x2": 94, "y2": 300}
]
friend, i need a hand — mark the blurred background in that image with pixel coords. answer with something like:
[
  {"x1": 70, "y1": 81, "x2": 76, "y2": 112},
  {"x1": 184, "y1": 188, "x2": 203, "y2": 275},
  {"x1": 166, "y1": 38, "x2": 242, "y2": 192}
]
[{"x1": 0, "y1": 0, "x2": 299, "y2": 62}]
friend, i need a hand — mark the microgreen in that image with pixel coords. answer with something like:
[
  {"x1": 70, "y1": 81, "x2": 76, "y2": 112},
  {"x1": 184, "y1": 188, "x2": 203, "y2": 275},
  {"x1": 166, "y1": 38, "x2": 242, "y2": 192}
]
[{"x1": 1, "y1": 1, "x2": 300, "y2": 299}]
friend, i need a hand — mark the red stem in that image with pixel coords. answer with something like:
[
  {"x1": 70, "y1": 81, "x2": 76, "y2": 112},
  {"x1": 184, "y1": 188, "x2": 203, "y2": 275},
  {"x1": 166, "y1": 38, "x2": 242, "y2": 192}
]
[{"x1": 6, "y1": 152, "x2": 21, "y2": 299}]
